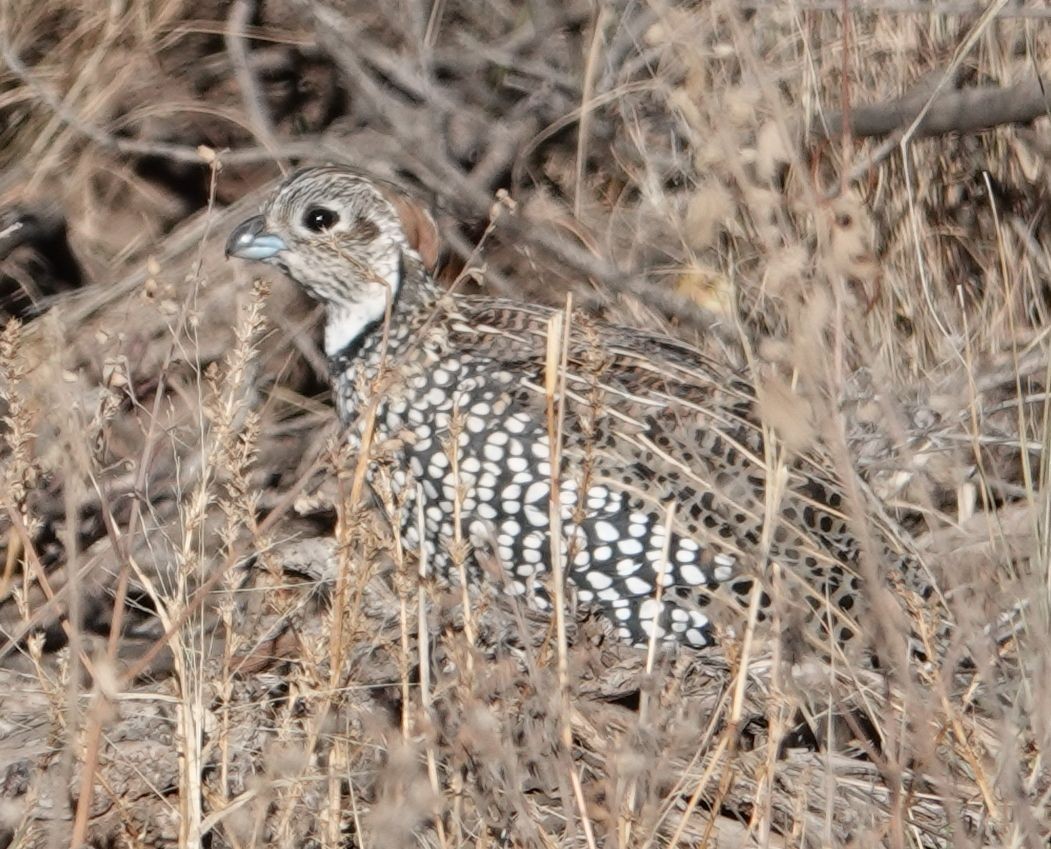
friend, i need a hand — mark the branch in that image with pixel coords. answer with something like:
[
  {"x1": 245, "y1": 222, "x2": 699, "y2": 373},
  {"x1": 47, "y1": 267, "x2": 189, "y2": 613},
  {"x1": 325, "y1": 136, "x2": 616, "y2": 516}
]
[
  {"x1": 816, "y1": 76, "x2": 1051, "y2": 140},
  {"x1": 225, "y1": 0, "x2": 280, "y2": 154}
]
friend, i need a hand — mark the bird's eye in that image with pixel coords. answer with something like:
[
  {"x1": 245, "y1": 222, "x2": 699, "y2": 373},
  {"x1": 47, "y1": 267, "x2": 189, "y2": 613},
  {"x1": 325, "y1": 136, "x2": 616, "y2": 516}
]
[{"x1": 303, "y1": 206, "x2": 339, "y2": 233}]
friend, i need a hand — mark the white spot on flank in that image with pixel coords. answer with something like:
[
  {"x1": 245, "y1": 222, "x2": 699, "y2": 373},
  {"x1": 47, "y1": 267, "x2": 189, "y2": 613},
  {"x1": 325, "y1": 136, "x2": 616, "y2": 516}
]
[
  {"x1": 586, "y1": 495, "x2": 606, "y2": 511},
  {"x1": 686, "y1": 626, "x2": 709, "y2": 646},
  {"x1": 617, "y1": 538, "x2": 643, "y2": 556},
  {"x1": 640, "y1": 619, "x2": 665, "y2": 640},
  {"x1": 505, "y1": 415, "x2": 528, "y2": 434},
  {"x1": 679, "y1": 564, "x2": 706, "y2": 586},
  {"x1": 524, "y1": 505, "x2": 547, "y2": 527},
  {"x1": 525, "y1": 482, "x2": 548, "y2": 505},
  {"x1": 507, "y1": 456, "x2": 528, "y2": 473},
  {"x1": 638, "y1": 598, "x2": 662, "y2": 621}
]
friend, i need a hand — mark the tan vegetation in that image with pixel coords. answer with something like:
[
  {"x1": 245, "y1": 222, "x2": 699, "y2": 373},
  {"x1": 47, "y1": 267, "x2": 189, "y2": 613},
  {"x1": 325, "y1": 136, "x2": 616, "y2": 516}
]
[{"x1": 0, "y1": 1, "x2": 1049, "y2": 847}]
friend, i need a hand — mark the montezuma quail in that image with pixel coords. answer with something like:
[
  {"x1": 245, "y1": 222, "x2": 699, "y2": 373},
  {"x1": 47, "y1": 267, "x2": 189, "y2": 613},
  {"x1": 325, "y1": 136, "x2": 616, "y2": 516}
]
[{"x1": 226, "y1": 166, "x2": 925, "y2": 652}]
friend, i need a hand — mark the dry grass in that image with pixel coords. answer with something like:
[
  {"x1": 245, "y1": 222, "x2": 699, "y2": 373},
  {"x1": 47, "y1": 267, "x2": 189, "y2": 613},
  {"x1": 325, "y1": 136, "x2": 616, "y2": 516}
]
[{"x1": 0, "y1": 1, "x2": 1049, "y2": 847}]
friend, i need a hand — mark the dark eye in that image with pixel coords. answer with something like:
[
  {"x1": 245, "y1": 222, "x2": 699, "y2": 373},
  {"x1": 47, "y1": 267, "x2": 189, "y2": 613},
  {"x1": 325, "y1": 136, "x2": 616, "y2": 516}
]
[{"x1": 303, "y1": 206, "x2": 339, "y2": 232}]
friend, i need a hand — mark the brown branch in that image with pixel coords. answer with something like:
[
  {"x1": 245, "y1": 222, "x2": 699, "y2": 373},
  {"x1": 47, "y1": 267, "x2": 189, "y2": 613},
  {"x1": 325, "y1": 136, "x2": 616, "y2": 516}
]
[
  {"x1": 742, "y1": 0, "x2": 1051, "y2": 18},
  {"x1": 816, "y1": 76, "x2": 1051, "y2": 140}
]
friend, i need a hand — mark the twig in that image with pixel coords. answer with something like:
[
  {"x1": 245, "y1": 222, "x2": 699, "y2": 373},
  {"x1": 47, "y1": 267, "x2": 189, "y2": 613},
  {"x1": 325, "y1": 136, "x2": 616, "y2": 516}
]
[
  {"x1": 574, "y1": 4, "x2": 610, "y2": 219},
  {"x1": 816, "y1": 76, "x2": 1051, "y2": 141},
  {"x1": 742, "y1": 0, "x2": 1051, "y2": 17},
  {"x1": 225, "y1": 0, "x2": 281, "y2": 157}
]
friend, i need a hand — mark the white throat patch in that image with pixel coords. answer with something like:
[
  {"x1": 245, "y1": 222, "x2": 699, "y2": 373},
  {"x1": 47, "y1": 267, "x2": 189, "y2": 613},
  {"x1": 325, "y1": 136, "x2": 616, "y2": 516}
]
[
  {"x1": 324, "y1": 298, "x2": 388, "y2": 358},
  {"x1": 322, "y1": 250, "x2": 402, "y2": 358}
]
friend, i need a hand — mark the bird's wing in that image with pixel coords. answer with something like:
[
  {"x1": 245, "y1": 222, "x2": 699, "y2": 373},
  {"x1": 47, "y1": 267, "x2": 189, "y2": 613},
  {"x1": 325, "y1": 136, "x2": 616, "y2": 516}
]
[{"x1": 439, "y1": 296, "x2": 931, "y2": 644}]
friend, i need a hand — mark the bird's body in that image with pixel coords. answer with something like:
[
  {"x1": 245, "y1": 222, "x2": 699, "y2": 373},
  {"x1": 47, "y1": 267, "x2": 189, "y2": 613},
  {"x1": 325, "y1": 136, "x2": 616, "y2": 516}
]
[{"x1": 227, "y1": 166, "x2": 920, "y2": 652}]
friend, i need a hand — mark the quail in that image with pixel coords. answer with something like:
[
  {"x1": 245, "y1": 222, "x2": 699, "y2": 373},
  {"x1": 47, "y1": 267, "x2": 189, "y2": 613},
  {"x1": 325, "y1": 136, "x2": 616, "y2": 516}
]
[{"x1": 226, "y1": 166, "x2": 925, "y2": 652}]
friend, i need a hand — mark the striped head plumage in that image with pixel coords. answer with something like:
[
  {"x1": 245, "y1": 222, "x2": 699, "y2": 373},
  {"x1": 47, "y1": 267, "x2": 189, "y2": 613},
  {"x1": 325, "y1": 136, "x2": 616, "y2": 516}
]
[{"x1": 226, "y1": 166, "x2": 439, "y2": 358}]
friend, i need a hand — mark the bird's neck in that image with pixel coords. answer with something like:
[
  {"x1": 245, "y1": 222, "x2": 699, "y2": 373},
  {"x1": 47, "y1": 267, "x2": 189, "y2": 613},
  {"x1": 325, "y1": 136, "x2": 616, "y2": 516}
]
[{"x1": 325, "y1": 256, "x2": 441, "y2": 374}]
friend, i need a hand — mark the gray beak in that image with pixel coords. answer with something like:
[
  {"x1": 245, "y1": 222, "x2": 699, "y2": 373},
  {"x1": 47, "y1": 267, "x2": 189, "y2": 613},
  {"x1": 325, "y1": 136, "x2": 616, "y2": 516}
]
[{"x1": 225, "y1": 214, "x2": 288, "y2": 260}]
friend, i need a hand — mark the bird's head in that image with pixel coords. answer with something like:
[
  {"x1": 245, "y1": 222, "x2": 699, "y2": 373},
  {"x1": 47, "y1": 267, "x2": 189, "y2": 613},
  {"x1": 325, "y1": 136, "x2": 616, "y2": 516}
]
[{"x1": 226, "y1": 166, "x2": 439, "y2": 357}]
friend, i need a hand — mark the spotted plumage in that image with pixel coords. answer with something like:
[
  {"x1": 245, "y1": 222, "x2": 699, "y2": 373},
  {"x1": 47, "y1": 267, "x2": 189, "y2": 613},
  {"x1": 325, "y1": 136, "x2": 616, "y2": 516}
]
[{"x1": 226, "y1": 166, "x2": 925, "y2": 652}]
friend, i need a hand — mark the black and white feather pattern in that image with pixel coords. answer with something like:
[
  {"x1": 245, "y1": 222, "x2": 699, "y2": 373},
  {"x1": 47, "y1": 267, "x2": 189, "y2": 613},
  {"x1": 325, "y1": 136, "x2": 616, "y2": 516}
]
[{"x1": 227, "y1": 166, "x2": 934, "y2": 653}]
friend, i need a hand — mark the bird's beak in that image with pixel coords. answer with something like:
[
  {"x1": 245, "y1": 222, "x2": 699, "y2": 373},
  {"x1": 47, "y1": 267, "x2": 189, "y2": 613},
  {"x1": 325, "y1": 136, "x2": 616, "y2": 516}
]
[{"x1": 225, "y1": 215, "x2": 288, "y2": 260}]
